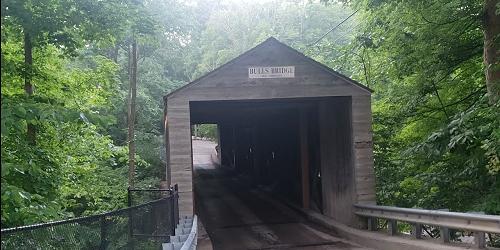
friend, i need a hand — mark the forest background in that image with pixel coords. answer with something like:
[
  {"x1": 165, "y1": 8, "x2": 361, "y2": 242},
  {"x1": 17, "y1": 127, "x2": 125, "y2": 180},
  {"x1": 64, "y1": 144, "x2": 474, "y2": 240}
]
[{"x1": 1, "y1": 0, "x2": 499, "y2": 228}]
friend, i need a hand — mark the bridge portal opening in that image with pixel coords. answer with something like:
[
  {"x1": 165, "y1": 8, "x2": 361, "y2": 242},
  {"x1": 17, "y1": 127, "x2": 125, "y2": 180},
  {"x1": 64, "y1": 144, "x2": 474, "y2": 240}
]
[{"x1": 190, "y1": 97, "x2": 354, "y2": 213}]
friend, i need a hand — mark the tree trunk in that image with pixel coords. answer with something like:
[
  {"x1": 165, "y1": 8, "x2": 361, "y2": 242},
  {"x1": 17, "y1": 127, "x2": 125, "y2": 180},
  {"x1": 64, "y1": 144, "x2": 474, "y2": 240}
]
[
  {"x1": 108, "y1": 44, "x2": 119, "y2": 63},
  {"x1": 128, "y1": 40, "x2": 138, "y2": 188},
  {"x1": 24, "y1": 32, "x2": 36, "y2": 144},
  {"x1": 483, "y1": 0, "x2": 500, "y2": 104}
]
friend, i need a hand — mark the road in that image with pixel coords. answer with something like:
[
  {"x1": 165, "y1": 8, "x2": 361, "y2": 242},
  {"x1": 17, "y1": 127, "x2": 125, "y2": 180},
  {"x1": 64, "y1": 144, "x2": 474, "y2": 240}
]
[{"x1": 192, "y1": 139, "x2": 369, "y2": 250}]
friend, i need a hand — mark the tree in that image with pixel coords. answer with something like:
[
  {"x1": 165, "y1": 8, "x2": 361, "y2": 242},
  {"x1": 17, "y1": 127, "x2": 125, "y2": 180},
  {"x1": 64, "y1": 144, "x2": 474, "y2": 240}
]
[
  {"x1": 128, "y1": 40, "x2": 138, "y2": 188},
  {"x1": 1, "y1": 0, "x2": 131, "y2": 143},
  {"x1": 483, "y1": 0, "x2": 500, "y2": 103},
  {"x1": 0, "y1": 0, "x2": 146, "y2": 226},
  {"x1": 331, "y1": 0, "x2": 499, "y2": 214}
]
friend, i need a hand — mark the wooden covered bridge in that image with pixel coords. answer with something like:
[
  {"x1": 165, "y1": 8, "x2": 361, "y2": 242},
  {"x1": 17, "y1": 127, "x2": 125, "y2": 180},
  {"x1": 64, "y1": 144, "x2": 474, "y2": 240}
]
[{"x1": 163, "y1": 38, "x2": 500, "y2": 249}]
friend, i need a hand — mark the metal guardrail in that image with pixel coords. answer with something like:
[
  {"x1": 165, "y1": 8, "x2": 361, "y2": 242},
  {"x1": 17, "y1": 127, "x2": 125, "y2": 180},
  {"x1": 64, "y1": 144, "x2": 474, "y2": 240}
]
[
  {"x1": 354, "y1": 204, "x2": 500, "y2": 248},
  {"x1": 354, "y1": 204, "x2": 500, "y2": 233}
]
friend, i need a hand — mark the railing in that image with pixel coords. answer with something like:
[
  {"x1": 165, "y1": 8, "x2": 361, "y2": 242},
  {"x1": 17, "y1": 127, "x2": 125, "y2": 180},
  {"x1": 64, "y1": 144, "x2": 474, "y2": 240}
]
[
  {"x1": 354, "y1": 204, "x2": 500, "y2": 248},
  {"x1": 1, "y1": 186, "x2": 180, "y2": 250},
  {"x1": 129, "y1": 187, "x2": 174, "y2": 206}
]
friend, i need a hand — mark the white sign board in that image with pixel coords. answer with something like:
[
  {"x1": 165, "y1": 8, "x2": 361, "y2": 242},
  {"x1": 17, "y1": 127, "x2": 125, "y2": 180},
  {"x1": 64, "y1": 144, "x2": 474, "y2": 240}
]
[{"x1": 248, "y1": 66, "x2": 295, "y2": 78}]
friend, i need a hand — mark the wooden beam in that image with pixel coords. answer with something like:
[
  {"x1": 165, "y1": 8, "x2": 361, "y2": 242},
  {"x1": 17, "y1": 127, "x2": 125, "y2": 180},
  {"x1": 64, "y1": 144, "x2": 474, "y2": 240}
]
[{"x1": 299, "y1": 107, "x2": 310, "y2": 209}]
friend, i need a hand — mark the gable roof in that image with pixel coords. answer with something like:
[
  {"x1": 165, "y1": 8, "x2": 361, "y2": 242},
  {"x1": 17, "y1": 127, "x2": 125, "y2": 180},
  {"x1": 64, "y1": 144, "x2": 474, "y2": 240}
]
[{"x1": 164, "y1": 37, "x2": 372, "y2": 101}]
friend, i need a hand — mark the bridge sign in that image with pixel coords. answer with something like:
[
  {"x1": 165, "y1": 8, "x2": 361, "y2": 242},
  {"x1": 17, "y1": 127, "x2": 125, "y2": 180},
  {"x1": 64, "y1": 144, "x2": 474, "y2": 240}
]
[{"x1": 248, "y1": 66, "x2": 295, "y2": 78}]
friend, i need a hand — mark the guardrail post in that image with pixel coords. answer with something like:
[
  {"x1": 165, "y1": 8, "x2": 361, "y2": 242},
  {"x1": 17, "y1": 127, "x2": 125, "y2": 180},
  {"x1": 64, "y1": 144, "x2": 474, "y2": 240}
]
[
  {"x1": 355, "y1": 203, "x2": 500, "y2": 249},
  {"x1": 367, "y1": 217, "x2": 378, "y2": 231},
  {"x1": 440, "y1": 227, "x2": 450, "y2": 243},
  {"x1": 387, "y1": 219, "x2": 398, "y2": 236},
  {"x1": 475, "y1": 231, "x2": 486, "y2": 249},
  {"x1": 411, "y1": 223, "x2": 422, "y2": 239},
  {"x1": 468, "y1": 211, "x2": 486, "y2": 248},
  {"x1": 438, "y1": 209, "x2": 450, "y2": 243}
]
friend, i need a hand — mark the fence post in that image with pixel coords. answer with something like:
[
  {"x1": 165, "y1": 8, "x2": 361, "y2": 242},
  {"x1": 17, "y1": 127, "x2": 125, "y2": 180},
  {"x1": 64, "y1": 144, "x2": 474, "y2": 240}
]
[
  {"x1": 174, "y1": 184, "x2": 179, "y2": 225},
  {"x1": 127, "y1": 187, "x2": 133, "y2": 237},
  {"x1": 170, "y1": 187, "x2": 176, "y2": 236},
  {"x1": 127, "y1": 187, "x2": 132, "y2": 207},
  {"x1": 127, "y1": 187, "x2": 134, "y2": 249},
  {"x1": 100, "y1": 216, "x2": 108, "y2": 250}
]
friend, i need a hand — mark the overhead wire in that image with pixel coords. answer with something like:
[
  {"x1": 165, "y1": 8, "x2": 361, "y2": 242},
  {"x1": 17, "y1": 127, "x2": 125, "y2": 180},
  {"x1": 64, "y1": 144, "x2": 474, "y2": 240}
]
[{"x1": 306, "y1": 9, "x2": 358, "y2": 49}]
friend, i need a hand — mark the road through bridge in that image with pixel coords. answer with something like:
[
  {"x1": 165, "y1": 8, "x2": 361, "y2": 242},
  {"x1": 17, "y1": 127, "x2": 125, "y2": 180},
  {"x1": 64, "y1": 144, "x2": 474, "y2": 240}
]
[{"x1": 193, "y1": 140, "x2": 369, "y2": 250}]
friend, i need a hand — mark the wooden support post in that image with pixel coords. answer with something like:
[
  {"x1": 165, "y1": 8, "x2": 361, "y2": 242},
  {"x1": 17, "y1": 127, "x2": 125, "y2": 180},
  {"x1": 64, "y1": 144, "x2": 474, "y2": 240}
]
[
  {"x1": 299, "y1": 107, "x2": 310, "y2": 209},
  {"x1": 251, "y1": 126, "x2": 259, "y2": 184},
  {"x1": 412, "y1": 223, "x2": 422, "y2": 239},
  {"x1": 367, "y1": 217, "x2": 378, "y2": 231},
  {"x1": 387, "y1": 219, "x2": 398, "y2": 236}
]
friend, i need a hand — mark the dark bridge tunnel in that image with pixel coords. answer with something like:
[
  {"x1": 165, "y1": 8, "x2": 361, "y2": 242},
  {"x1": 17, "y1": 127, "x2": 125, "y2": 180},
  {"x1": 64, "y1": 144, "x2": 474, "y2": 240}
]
[{"x1": 190, "y1": 97, "x2": 354, "y2": 213}]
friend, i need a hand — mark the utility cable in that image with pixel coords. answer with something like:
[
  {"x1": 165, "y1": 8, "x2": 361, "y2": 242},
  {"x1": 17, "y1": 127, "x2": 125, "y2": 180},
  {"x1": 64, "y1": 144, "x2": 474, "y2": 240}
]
[{"x1": 306, "y1": 9, "x2": 358, "y2": 49}]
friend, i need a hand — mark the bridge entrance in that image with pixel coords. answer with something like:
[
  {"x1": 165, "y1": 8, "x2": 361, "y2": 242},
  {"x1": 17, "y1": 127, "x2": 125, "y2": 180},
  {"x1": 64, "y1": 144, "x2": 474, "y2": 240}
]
[
  {"x1": 163, "y1": 37, "x2": 375, "y2": 228},
  {"x1": 191, "y1": 98, "x2": 326, "y2": 211}
]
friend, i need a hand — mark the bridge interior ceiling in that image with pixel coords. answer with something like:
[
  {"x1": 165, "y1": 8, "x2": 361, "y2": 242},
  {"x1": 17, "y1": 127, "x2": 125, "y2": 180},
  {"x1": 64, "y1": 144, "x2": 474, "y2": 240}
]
[{"x1": 190, "y1": 97, "x2": 352, "y2": 212}]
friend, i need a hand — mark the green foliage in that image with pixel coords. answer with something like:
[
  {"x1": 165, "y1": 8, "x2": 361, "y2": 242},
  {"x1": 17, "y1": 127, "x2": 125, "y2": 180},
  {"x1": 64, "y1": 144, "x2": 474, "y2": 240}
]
[
  {"x1": 188, "y1": 0, "x2": 354, "y2": 79},
  {"x1": 1, "y1": 0, "x2": 134, "y2": 55},
  {"x1": 1, "y1": 8, "x2": 132, "y2": 226},
  {"x1": 194, "y1": 124, "x2": 218, "y2": 141},
  {"x1": 335, "y1": 0, "x2": 500, "y2": 214},
  {"x1": 0, "y1": 51, "x2": 131, "y2": 227}
]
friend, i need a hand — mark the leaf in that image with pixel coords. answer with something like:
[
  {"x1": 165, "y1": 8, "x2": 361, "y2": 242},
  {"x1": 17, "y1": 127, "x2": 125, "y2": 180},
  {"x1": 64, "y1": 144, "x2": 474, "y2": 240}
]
[{"x1": 13, "y1": 106, "x2": 26, "y2": 118}]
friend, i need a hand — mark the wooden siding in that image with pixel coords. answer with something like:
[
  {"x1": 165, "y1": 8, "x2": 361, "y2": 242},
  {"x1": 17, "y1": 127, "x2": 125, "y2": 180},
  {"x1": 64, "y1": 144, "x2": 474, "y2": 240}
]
[
  {"x1": 167, "y1": 40, "x2": 369, "y2": 102},
  {"x1": 318, "y1": 98, "x2": 355, "y2": 225},
  {"x1": 166, "y1": 97, "x2": 193, "y2": 216},
  {"x1": 352, "y1": 95, "x2": 376, "y2": 206}
]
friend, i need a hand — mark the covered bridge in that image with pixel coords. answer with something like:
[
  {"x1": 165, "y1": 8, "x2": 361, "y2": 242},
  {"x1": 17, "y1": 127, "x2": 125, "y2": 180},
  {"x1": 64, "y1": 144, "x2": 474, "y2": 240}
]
[{"x1": 163, "y1": 37, "x2": 375, "y2": 227}]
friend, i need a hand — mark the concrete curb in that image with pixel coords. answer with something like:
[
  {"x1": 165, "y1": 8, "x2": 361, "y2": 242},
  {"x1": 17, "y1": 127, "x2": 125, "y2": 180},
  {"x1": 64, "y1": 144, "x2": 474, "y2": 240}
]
[{"x1": 196, "y1": 220, "x2": 213, "y2": 250}]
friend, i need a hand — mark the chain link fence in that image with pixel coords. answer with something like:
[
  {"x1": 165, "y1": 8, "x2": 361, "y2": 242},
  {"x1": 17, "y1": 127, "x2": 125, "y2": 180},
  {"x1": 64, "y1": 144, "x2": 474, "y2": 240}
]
[{"x1": 1, "y1": 185, "x2": 179, "y2": 250}]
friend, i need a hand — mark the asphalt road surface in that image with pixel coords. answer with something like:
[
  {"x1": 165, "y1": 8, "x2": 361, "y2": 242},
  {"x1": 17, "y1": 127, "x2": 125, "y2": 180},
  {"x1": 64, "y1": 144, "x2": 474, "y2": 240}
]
[{"x1": 192, "y1": 139, "x2": 369, "y2": 250}]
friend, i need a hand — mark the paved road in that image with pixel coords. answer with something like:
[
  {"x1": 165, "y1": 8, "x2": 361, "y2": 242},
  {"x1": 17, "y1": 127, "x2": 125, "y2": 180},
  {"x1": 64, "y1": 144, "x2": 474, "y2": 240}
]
[
  {"x1": 192, "y1": 139, "x2": 218, "y2": 170},
  {"x1": 192, "y1": 140, "x2": 369, "y2": 250}
]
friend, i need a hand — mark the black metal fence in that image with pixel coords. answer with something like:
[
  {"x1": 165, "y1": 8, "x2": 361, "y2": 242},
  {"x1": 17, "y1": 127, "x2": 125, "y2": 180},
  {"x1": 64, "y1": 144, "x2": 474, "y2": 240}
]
[{"x1": 1, "y1": 185, "x2": 180, "y2": 250}]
